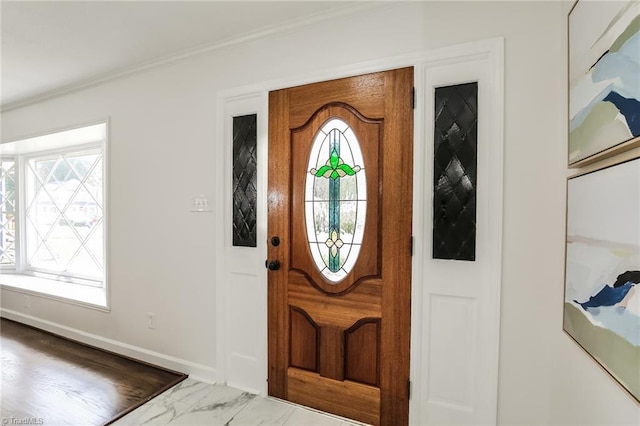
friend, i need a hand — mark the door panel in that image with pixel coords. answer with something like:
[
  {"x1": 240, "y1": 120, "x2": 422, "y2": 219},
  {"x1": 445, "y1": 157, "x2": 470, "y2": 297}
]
[
  {"x1": 345, "y1": 318, "x2": 380, "y2": 386},
  {"x1": 268, "y1": 68, "x2": 413, "y2": 426},
  {"x1": 289, "y1": 307, "x2": 319, "y2": 372},
  {"x1": 288, "y1": 368, "x2": 380, "y2": 425},
  {"x1": 418, "y1": 48, "x2": 503, "y2": 425}
]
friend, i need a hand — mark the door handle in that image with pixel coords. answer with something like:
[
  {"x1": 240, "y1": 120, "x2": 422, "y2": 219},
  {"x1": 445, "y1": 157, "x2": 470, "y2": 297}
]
[{"x1": 265, "y1": 260, "x2": 281, "y2": 271}]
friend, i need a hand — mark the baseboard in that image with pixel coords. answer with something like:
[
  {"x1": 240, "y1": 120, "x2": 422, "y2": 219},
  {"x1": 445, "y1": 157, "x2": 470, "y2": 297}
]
[{"x1": 0, "y1": 308, "x2": 218, "y2": 383}]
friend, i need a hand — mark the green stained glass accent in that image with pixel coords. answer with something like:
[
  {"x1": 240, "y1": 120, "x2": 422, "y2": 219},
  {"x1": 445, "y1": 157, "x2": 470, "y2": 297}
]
[
  {"x1": 313, "y1": 148, "x2": 361, "y2": 180},
  {"x1": 328, "y1": 138, "x2": 340, "y2": 271}
]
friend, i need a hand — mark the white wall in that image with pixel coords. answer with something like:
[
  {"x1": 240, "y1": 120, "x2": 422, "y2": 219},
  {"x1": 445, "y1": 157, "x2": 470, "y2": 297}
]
[{"x1": 1, "y1": 1, "x2": 638, "y2": 424}]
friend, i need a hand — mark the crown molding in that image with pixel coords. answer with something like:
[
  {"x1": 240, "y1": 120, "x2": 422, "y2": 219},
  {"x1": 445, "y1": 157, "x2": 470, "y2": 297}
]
[{"x1": 1, "y1": 2, "x2": 385, "y2": 113}]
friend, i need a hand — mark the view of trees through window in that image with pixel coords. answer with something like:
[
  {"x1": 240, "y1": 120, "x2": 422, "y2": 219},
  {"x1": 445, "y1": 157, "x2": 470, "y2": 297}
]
[
  {"x1": 0, "y1": 160, "x2": 16, "y2": 265},
  {"x1": 24, "y1": 149, "x2": 104, "y2": 281}
]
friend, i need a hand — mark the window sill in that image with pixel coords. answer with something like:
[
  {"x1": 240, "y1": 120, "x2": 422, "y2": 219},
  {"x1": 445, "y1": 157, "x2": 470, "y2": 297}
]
[{"x1": 0, "y1": 273, "x2": 108, "y2": 311}]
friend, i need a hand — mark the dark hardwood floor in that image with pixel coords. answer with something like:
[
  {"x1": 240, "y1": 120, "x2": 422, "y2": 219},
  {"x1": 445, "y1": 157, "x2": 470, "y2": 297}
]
[{"x1": 1, "y1": 317, "x2": 187, "y2": 425}]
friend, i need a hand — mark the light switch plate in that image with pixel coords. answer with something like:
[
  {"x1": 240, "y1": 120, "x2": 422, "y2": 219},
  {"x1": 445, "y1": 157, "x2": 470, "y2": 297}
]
[{"x1": 191, "y1": 195, "x2": 212, "y2": 212}]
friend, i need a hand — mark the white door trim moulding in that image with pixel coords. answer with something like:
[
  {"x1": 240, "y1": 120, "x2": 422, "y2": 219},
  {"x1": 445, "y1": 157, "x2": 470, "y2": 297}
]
[
  {"x1": 215, "y1": 38, "x2": 504, "y2": 425},
  {"x1": 411, "y1": 39, "x2": 504, "y2": 425},
  {"x1": 215, "y1": 91, "x2": 269, "y2": 395}
]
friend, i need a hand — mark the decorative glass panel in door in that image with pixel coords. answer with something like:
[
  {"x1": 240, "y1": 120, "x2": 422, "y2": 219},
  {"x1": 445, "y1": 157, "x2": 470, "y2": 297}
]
[
  {"x1": 233, "y1": 114, "x2": 258, "y2": 247},
  {"x1": 305, "y1": 118, "x2": 366, "y2": 283},
  {"x1": 433, "y1": 82, "x2": 478, "y2": 261}
]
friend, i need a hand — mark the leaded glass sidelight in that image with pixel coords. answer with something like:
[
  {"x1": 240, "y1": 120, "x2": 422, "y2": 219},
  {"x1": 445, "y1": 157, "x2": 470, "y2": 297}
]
[
  {"x1": 305, "y1": 118, "x2": 366, "y2": 283},
  {"x1": 433, "y1": 82, "x2": 478, "y2": 261},
  {"x1": 233, "y1": 114, "x2": 257, "y2": 247}
]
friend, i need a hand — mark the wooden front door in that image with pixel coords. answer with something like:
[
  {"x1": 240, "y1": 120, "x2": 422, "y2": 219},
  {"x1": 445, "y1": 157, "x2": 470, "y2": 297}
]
[{"x1": 267, "y1": 67, "x2": 413, "y2": 426}]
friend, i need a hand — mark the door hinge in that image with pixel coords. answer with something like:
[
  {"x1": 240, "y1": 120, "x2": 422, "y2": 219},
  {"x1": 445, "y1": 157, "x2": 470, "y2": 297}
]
[
  {"x1": 412, "y1": 87, "x2": 416, "y2": 110},
  {"x1": 410, "y1": 236, "x2": 414, "y2": 256},
  {"x1": 408, "y1": 379, "x2": 412, "y2": 400}
]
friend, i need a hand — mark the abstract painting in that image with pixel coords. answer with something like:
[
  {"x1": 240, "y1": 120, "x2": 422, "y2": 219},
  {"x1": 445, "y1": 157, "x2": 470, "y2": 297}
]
[
  {"x1": 569, "y1": 0, "x2": 640, "y2": 164},
  {"x1": 564, "y1": 158, "x2": 640, "y2": 402}
]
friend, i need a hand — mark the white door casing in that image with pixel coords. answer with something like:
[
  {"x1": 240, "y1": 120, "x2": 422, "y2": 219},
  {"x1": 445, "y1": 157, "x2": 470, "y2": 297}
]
[
  {"x1": 411, "y1": 42, "x2": 504, "y2": 425},
  {"x1": 216, "y1": 38, "x2": 504, "y2": 424},
  {"x1": 216, "y1": 92, "x2": 268, "y2": 394}
]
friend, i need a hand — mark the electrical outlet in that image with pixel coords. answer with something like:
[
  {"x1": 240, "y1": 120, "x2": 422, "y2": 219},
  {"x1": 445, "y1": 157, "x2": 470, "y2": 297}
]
[
  {"x1": 147, "y1": 312, "x2": 156, "y2": 329},
  {"x1": 24, "y1": 295, "x2": 30, "y2": 310}
]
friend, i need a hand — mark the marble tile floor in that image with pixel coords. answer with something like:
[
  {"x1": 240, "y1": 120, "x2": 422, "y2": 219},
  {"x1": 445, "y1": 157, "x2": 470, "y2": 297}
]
[{"x1": 112, "y1": 378, "x2": 365, "y2": 426}]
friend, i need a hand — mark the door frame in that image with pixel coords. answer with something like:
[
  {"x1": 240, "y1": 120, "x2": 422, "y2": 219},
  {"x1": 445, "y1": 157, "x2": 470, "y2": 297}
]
[{"x1": 215, "y1": 37, "x2": 504, "y2": 423}]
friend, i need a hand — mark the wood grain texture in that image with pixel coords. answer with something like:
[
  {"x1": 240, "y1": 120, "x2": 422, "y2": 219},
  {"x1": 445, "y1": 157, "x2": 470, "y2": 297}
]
[
  {"x1": 268, "y1": 67, "x2": 413, "y2": 426},
  {"x1": 268, "y1": 88, "x2": 291, "y2": 399},
  {"x1": 318, "y1": 326, "x2": 344, "y2": 381},
  {"x1": 287, "y1": 367, "x2": 380, "y2": 425},
  {"x1": 288, "y1": 276, "x2": 382, "y2": 328},
  {"x1": 287, "y1": 73, "x2": 386, "y2": 129},
  {"x1": 0, "y1": 318, "x2": 186, "y2": 426},
  {"x1": 378, "y1": 66, "x2": 413, "y2": 426},
  {"x1": 345, "y1": 319, "x2": 380, "y2": 386},
  {"x1": 289, "y1": 307, "x2": 319, "y2": 372}
]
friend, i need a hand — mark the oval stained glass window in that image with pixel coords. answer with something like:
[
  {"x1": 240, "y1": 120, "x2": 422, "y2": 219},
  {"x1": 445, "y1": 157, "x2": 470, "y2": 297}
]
[{"x1": 305, "y1": 118, "x2": 366, "y2": 283}]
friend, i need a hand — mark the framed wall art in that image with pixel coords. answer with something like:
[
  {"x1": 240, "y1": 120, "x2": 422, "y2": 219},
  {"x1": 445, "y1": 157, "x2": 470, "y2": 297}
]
[
  {"x1": 564, "y1": 157, "x2": 640, "y2": 402},
  {"x1": 568, "y1": 0, "x2": 640, "y2": 166}
]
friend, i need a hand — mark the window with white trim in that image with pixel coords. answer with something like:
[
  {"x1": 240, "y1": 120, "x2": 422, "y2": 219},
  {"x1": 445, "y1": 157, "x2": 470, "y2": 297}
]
[
  {"x1": 0, "y1": 159, "x2": 16, "y2": 266},
  {"x1": 1, "y1": 123, "x2": 107, "y2": 305}
]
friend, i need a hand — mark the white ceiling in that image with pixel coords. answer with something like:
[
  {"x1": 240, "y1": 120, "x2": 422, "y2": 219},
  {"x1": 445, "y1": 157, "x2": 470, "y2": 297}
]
[{"x1": 1, "y1": 1, "x2": 364, "y2": 109}]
